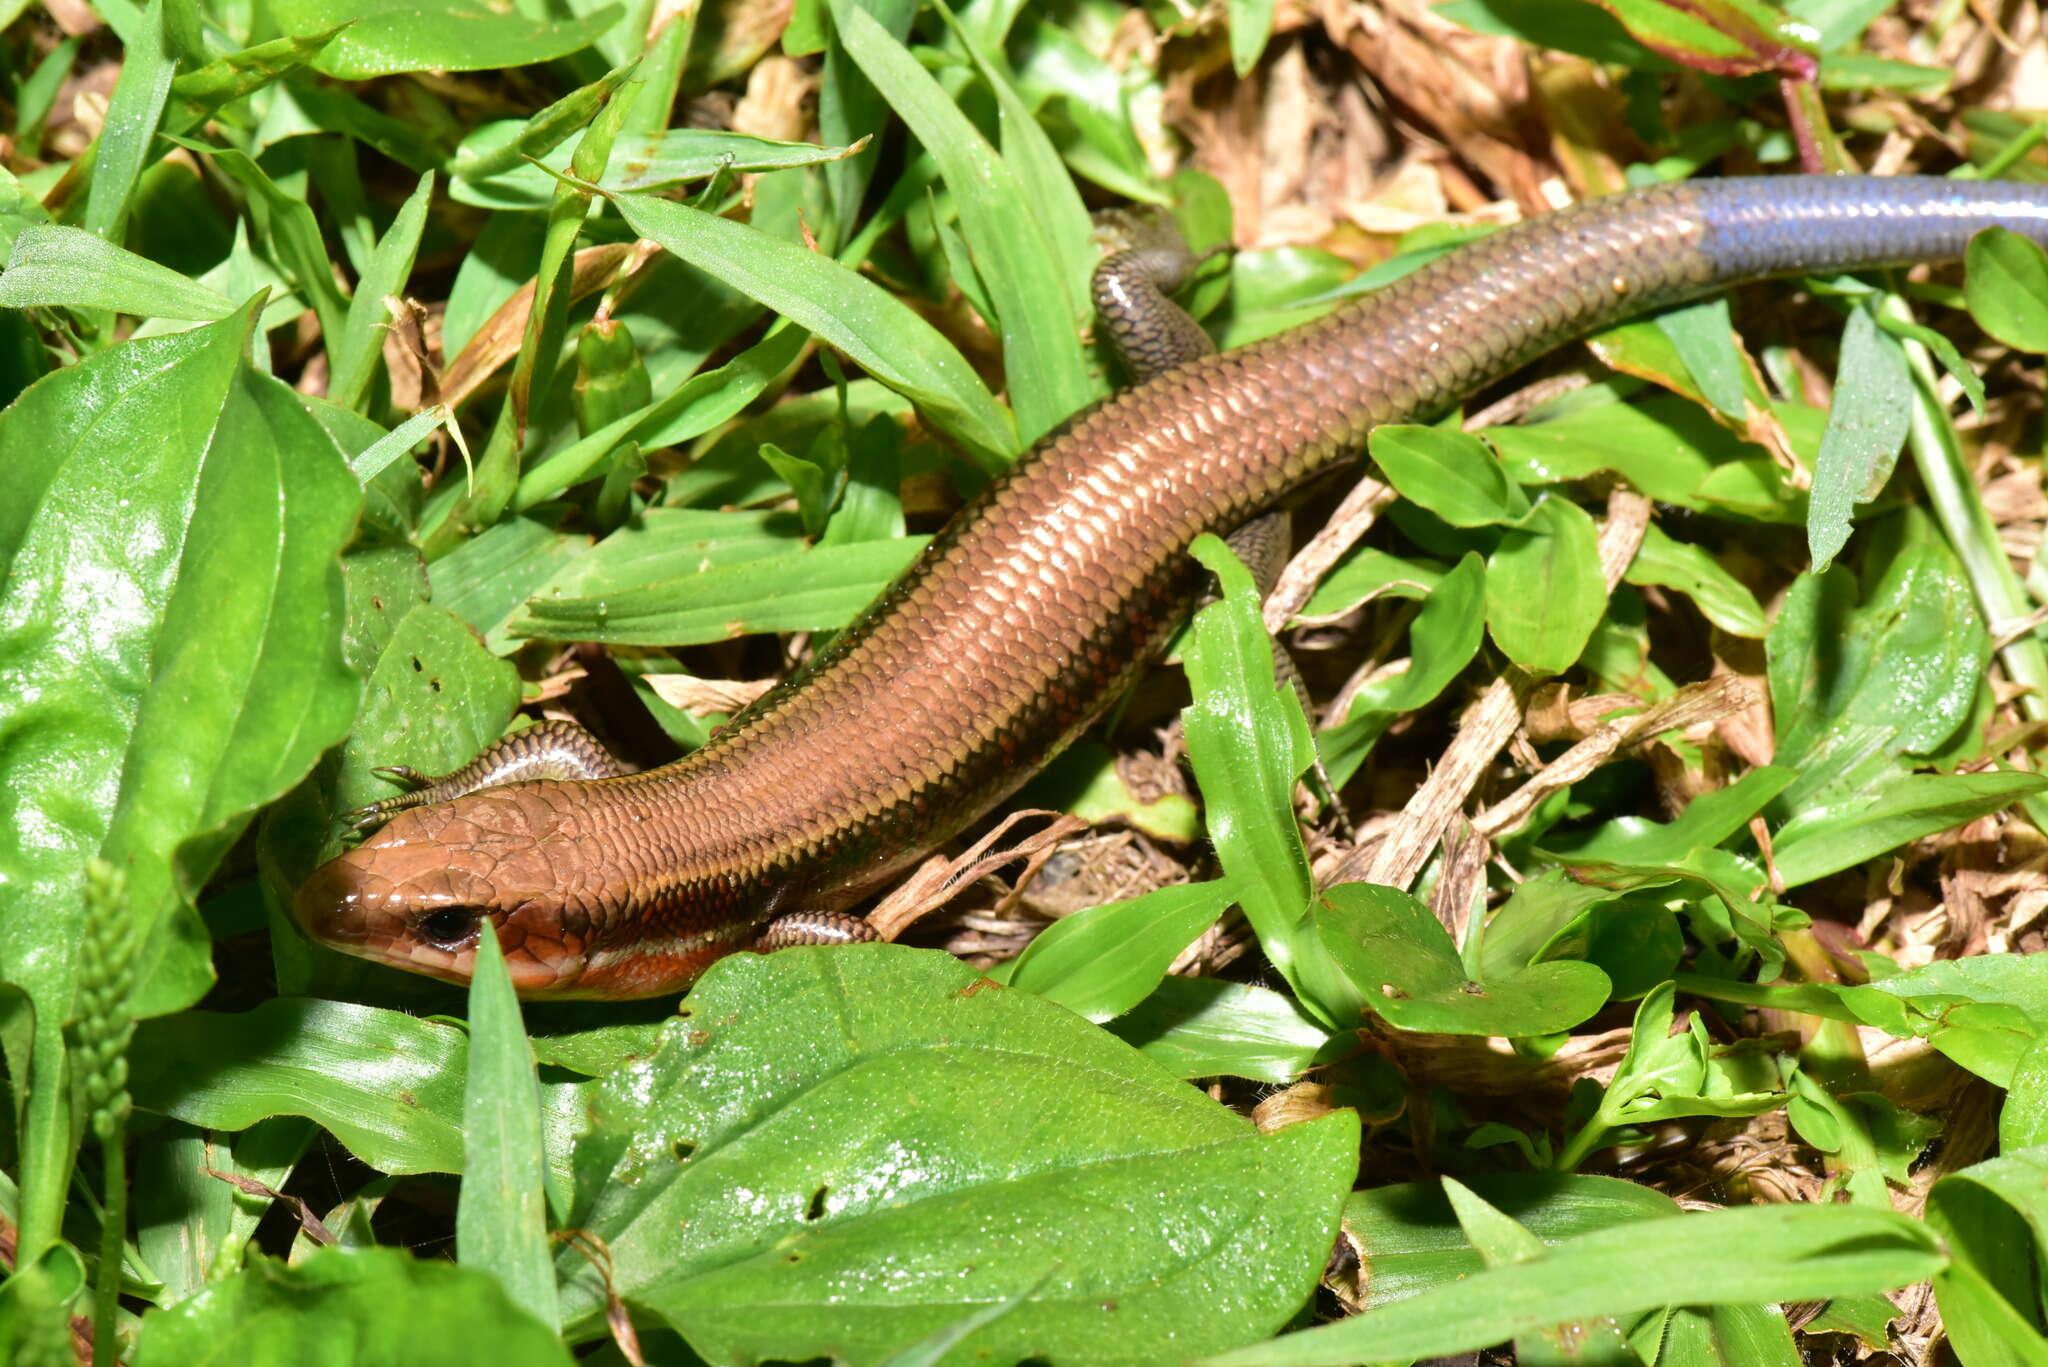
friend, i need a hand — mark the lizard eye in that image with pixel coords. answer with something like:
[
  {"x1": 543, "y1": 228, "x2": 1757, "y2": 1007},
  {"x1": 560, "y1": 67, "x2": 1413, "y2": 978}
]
[{"x1": 417, "y1": 907, "x2": 481, "y2": 950}]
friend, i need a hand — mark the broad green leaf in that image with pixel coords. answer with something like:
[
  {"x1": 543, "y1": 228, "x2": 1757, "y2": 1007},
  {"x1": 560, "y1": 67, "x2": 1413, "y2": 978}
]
[
  {"x1": 512, "y1": 535, "x2": 927, "y2": 645},
  {"x1": 757, "y1": 439, "x2": 836, "y2": 539},
  {"x1": 1442, "y1": 1180, "x2": 1642, "y2": 1367},
  {"x1": 269, "y1": 0, "x2": 622, "y2": 78},
  {"x1": 1658, "y1": 1304, "x2": 1803, "y2": 1367},
  {"x1": 1295, "y1": 546, "x2": 1445, "y2": 622},
  {"x1": 1196, "y1": 1204, "x2": 1939, "y2": 1366},
  {"x1": 1486, "y1": 496, "x2": 1605, "y2": 674},
  {"x1": 135, "y1": 1116, "x2": 313, "y2": 1305},
  {"x1": 300, "y1": 399, "x2": 422, "y2": 538},
  {"x1": 1214, "y1": 245, "x2": 1357, "y2": 347},
  {"x1": 1773, "y1": 770, "x2": 2048, "y2": 887},
  {"x1": 1184, "y1": 535, "x2": 1356, "y2": 1025},
  {"x1": 1315, "y1": 882, "x2": 1609, "y2": 1036},
  {"x1": 1589, "y1": 318, "x2": 1719, "y2": 409},
  {"x1": 2004, "y1": 1039, "x2": 2048, "y2": 1151},
  {"x1": 1547, "y1": 846, "x2": 1788, "y2": 972},
  {"x1": 331, "y1": 599, "x2": 522, "y2": 817},
  {"x1": 556, "y1": 946, "x2": 1359, "y2": 1361},
  {"x1": 130, "y1": 999, "x2": 467, "y2": 1174},
  {"x1": 1318, "y1": 553, "x2": 1484, "y2": 787},
  {"x1": 1341, "y1": 1174, "x2": 1679, "y2": 1307},
  {"x1": 1228, "y1": 0, "x2": 1278, "y2": 73},
  {"x1": 823, "y1": 412, "x2": 909, "y2": 546},
  {"x1": 1476, "y1": 873, "x2": 1650, "y2": 985},
  {"x1": 525, "y1": 1022, "x2": 666, "y2": 1078},
  {"x1": 1838, "y1": 955, "x2": 2048, "y2": 1088},
  {"x1": 1785, "y1": 1069, "x2": 1938, "y2": 1208},
  {"x1": 1486, "y1": 396, "x2": 1800, "y2": 521},
  {"x1": 608, "y1": 192, "x2": 1015, "y2": 469},
  {"x1": 270, "y1": 81, "x2": 450, "y2": 171},
  {"x1": 1584, "y1": 0, "x2": 1818, "y2": 78},
  {"x1": 1008, "y1": 881, "x2": 1233, "y2": 1022},
  {"x1": 536, "y1": 508, "x2": 808, "y2": 595},
  {"x1": 1784, "y1": 1294, "x2": 1896, "y2": 1352},
  {"x1": 1010, "y1": 740, "x2": 1199, "y2": 841},
  {"x1": 0, "y1": 224, "x2": 233, "y2": 320},
  {"x1": 0, "y1": 302, "x2": 360, "y2": 1026},
  {"x1": 1768, "y1": 519, "x2": 1988, "y2": 816},
  {"x1": 1541, "y1": 766, "x2": 1795, "y2": 868},
  {"x1": 1435, "y1": 0, "x2": 1665, "y2": 66},
  {"x1": 266, "y1": 564, "x2": 520, "y2": 1003},
  {"x1": 1371, "y1": 425, "x2": 1531, "y2": 527},
  {"x1": 1784, "y1": 0, "x2": 1896, "y2": 50},
  {"x1": 1443, "y1": 1180, "x2": 1557, "y2": 1268},
  {"x1": 1654, "y1": 296, "x2": 1748, "y2": 420},
  {"x1": 1927, "y1": 1261, "x2": 2048, "y2": 1367},
  {"x1": 1623, "y1": 523, "x2": 1767, "y2": 638},
  {"x1": 1925, "y1": 1147, "x2": 2048, "y2": 1367},
  {"x1": 458, "y1": 926, "x2": 558, "y2": 1328},
  {"x1": 131, "y1": 1246, "x2": 574, "y2": 1366},
  {"x1": 1557, "y1": 984, "x2": 1785, "y2": 1171},
  {"x1": 1808, "y1": 305, "x2": 1911, "y2": 570},
  {"x1": 1965, "y1": 226, "x2": 2048, "y2": 353},
  {"x1": 1106, "y1": 977, "x2": 1332, "y2": 1084}
]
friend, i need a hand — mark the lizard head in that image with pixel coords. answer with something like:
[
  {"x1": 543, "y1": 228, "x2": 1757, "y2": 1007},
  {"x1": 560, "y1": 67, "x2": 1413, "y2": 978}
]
[{"x1": 294, "y1": 784, "x2": 751, "y2": 999}]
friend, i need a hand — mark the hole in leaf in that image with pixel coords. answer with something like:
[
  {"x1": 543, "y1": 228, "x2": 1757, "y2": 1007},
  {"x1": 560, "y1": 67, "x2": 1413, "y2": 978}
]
[{"x1": 805, "y1": 1186, "x2": 829, "y2": 1221}]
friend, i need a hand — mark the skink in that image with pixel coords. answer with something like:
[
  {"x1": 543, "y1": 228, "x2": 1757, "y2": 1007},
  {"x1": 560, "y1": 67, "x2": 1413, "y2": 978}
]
[{"x1": 297, "y1": 175, "x2": 2048, "y2": 998}]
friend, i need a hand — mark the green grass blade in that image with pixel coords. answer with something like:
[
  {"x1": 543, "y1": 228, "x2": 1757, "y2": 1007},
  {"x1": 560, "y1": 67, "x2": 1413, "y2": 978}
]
[
  {"x1": 85, "y1": 0, "x2": 178, "y2": 242},
  {"x1": 330, "y1": 171, "x2": 432, "y2": 412},
  {"x1": 608, "y1": 191, "x2": 1016, "y2": 468},
  {"x1": 833, "y1": 3, "x2": 1099, "y2": 440},
  {"x1": 458, "y1": 925, "x2": 560, "y2": 1329}
]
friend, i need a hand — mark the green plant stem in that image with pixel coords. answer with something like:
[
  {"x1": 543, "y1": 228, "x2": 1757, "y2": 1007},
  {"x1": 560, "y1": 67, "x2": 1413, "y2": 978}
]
[
  {"x1": 93, "y1": 1132, "x2": 126, "y2": 1367},
  {"x1": 1552, "y1": 1114, "x2": 1611, "y2": 1174},
  {"x1": 624, "y1": 6, "x2": 695, "y2": 136},
  {"x1": 16, "y1": 1020, "x2": 73, "y2": 1270},
  {"x1": 1966, "y1": 118, "x2": 2048, "y2": 181},
  {"x1": 1889, "y1": 297, "x2": 2048, "y2": 722},
  {"x1": 1777, "y1": 929, "x2": 1870, "y2": 1090}
]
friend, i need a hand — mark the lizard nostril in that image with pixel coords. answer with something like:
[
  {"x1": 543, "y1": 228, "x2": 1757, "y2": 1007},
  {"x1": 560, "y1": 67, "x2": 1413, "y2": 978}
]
[{"x1": 294, "y1": 859, "x2": 367, "y2": 942}]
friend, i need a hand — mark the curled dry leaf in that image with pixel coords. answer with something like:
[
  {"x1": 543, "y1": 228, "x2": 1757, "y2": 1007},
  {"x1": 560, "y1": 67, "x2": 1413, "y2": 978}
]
[{"x1": 641, "y1": 674, "x2": 776, "y2": 717}]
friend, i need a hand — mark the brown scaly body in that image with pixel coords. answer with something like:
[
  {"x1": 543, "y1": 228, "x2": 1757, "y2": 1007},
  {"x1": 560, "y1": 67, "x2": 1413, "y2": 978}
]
[{"x1": 297, "y1": 176, "x2": 2048, "y2": 997}]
